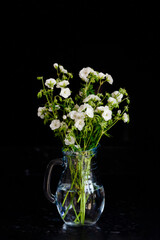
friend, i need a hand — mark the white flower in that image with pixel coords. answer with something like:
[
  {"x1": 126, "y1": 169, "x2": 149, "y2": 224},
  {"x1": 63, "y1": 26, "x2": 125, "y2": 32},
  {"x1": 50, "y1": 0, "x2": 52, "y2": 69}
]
[
  {"x1": 45, "y1": 78, "x2": 56, "y2": 89},
  {"x1": 108, "y1": 97, "x2": 118, "y2": 105},
  {"x1": 56, "y1": 80, "x2": 69, "y2": 88},
  {"x1": 78, "y1": 104, "x2": 94, "y2": 118},
  {"x1": 96, "y1": 106, "x2": 112, "y2": 121},
  {"x1": 53, "y1": 63, "x2": 58, "y2": 69},
  {"x1": 75, "y1": 112, "x2": 85, "y2": 120},
  {"x1": 63, "y1": 115, "x2": 67, "y2": 120},
  {"x1": 59, "y1": 65, "x2": 68, "y2": 74},
  {"x1": 122, "y1": 113, "x2": 129, "y2": 123},
  {"x1": 98, "y1": 72, "x2": 106, "y2": 79},
  {"x1": 63, "y1": 69, "x2": 68, "y2": 74},
  {"x1": 78, "y1": 104, "x2": 87, "y2": 112},
  {"x1": 50, "y1": 120, "x2": 61, "y2": 130},
  {"x1": 59, "y1": 87, "x2": 71, "y2": 98},
  {"x1": 102, "y1": 109, "x2": 112, "y2": 121},
  {"x1": 85, "y1": 105, "x2": 94, "y2": 118},
  {"x1": 68, "y1": 109, "x2": 86, "y2": 130},
  {"x1": 74, "y1": 144, "x2": 81, "y2": 149},
  {"x1": 64, "y1": 136, "x2": 75, "y2": 145},
  {"x1": 96, "y1": 106, "x2": 109, "y2": 112},
  {"x1": 68, "y1": 111, "x2": 78, "y2": 120},
  {"x1": 83, "y1": 94, "x2": 101, "y2": 103},
  {"x1": 112, "y1": 91, "x2": 123, "y2": 102},
  {"x1": 106, "y1": 74, "x2": 113, "y2": 84},
  {"x1": 117, "y1": 110, "x2": 121, "y2": 115},
  {"x1": 75, "y1": 119, "x2": 85, "y2": 131},
  {"x1": 68, "y1": 111, "x2": 85, "y2": 120},
  {"x1": 37, "y1": 107, "x2": 46, "y2": 119},
  {"x1": 96, "y1": 105, "x2": 112, "y2": 121},
  {"x1": 92, "y1": 70, "x2": 98, "y2": 76},
  {"x1": 79, "y1": 67, "x2": 93, "y2": 82}
]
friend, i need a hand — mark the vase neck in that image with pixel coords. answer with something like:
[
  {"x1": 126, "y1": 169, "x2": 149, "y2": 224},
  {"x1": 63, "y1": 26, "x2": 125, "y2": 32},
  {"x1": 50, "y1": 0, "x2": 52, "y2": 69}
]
[{"x1": 62, "y1": 146, "x2": 99, "y2": 171}]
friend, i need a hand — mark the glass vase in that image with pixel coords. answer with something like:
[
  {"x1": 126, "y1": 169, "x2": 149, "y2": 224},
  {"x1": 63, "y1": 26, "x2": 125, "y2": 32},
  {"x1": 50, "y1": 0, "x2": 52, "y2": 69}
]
[{"x1": 43, "y1": 146, "x2": 105, "y2": 226}]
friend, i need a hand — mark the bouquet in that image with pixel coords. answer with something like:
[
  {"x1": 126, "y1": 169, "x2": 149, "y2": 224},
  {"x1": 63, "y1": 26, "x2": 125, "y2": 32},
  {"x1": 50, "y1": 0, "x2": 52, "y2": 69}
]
[
  {"x1": 37, "y1": 63, "x2": 130, "y2": 151},
  {"x1": 37, "y1": 63, "x2": 130, "y2": 225}
]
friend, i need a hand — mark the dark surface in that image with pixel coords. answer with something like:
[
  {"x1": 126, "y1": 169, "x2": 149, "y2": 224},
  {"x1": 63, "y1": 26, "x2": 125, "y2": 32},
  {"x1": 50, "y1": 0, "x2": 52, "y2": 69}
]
[{"x1": 0, "y1": 146, "x2": 159, "y2": 240}]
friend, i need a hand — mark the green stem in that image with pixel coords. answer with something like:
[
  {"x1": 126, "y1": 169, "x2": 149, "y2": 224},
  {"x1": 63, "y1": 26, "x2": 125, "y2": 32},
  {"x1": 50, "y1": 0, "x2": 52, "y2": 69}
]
[
  {"x1": 72, "y1": 202, "x2": 80, "y2": 221},
  {"x1": 80, "y1": 156, "x2": 86, "y2": 224},
  {"x1": 62, "y1": 154, "x2": 93, "y2": 225},
  {"x1": 105, "y1": 108, "x2": 126, "y2": 133},
  {"x1": 95, "y1": 130, "x2": 104, "y2": 147},
  {"x1": 119, "y1": 97, "x2": 129, "y2": 104},
  {"x1": 85, "y1": 119, "x2": 94, "y2": 150},
  {"x1": 62, "y1": 166, "x2": 78, "y2": 207},
  {"x1": 74, "y1": 212, "x2": 81, "y2": 223},
  {"x1": 62, "y1": 192, "x2": 76, "y2": 220},
  {"x1": 97, "y1": 81, "x2": 102, "y2": 93},
  {"x1": 41, "y1": 77, "x2": 51, "y2": 104},
  {"x1": 97, "y1": 79, "x2": 108, "y2": 94},
  {"x1": 80, "y1": 183, "x2": 86, "y2": 224},
  {"x1": 106, "y1": 119, "x2": 119, "y2": 132}
]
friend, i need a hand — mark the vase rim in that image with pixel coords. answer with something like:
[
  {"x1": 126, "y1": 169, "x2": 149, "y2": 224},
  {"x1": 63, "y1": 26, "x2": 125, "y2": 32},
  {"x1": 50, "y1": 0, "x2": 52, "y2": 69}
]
[{"x1": 62, "y1": 144, "x2": 100, "y2": 156}]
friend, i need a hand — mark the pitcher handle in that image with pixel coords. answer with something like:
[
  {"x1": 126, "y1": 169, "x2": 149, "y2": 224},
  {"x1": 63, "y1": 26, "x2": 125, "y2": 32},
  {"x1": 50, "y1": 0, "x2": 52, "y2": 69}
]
[{"x1": 43, "y1": 158, "x2": 63, "y2": 204}]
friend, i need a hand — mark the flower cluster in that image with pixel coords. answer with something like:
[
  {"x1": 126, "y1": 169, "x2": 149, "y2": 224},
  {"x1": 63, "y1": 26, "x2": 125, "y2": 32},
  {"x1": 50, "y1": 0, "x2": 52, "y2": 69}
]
[{"x1": 37, "y1": 65, "x2": 130, "y2": 151}]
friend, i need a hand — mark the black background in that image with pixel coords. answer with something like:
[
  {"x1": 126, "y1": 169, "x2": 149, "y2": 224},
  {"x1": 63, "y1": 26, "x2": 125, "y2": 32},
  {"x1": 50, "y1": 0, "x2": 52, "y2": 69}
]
[
  {"x1": 0, "y1": 1, "x2": 159, "y2": 239},
  {"x1": 1, "y1": 0, "x2": 158, "y2": 172},
  {"x1": 1, "y1": 1, "x2": 157, "y2": 147}
]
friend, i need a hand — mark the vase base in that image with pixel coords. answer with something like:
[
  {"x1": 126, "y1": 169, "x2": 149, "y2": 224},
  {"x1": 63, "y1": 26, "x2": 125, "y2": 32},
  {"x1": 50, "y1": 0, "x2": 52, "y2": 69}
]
[{"x1": 64, "y1": 221, "x2": 96, "y2": 227}]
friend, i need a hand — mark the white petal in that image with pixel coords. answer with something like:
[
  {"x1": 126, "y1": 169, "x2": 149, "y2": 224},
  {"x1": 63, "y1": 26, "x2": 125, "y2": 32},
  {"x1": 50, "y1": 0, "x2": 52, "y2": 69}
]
[
  {"x1": 86, "y1": 106, "x2": 94, "y2": 118},
  {"x1": 75, "y1": 119, "x2": 85, "y2": 131},
  {"x1": 102, "y1": 109, "x2": 112, "y2": 121},
  {"x1": 64, "y1": 136, "x2": 75, "y2": 145},
  {"x1": 50, "y1": 120, "x2": 61, "y2": 130},
  {"x1": 45, "y1": 78, "x2": 56, "y2": 89},
  {"x1": 60, "y1": 88, "x2": 71, "y2": 98},
  {"x1": 106, "y1": 74, "x2": 113, "y2": 84}
]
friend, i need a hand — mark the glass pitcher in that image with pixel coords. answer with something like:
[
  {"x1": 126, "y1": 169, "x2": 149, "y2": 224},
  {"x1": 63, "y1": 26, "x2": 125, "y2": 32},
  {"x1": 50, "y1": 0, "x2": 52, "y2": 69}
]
[{"x1": 43, "y1": 146, "x2": 105, "y2": 226}]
